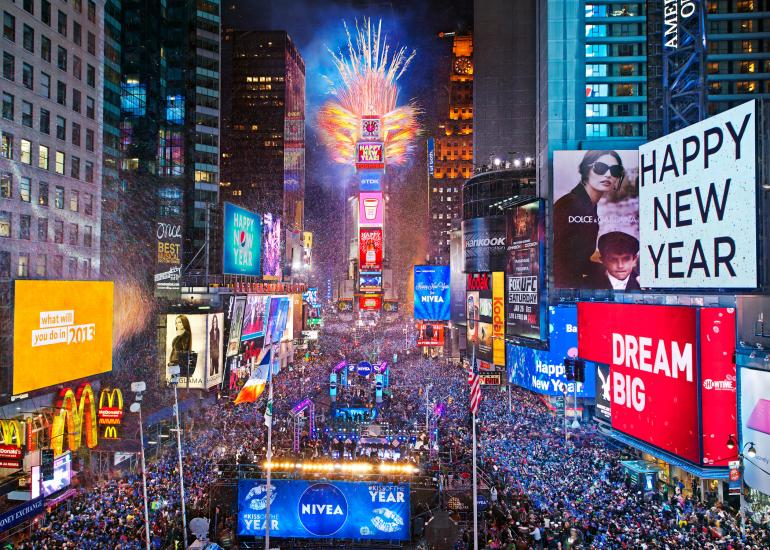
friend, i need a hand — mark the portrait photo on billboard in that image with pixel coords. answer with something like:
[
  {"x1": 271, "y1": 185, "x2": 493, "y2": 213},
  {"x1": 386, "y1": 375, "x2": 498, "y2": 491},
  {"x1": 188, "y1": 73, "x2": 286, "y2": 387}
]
[
  {"x1": 262, "y1": 213, "x2": 282, "y2": 280},
  {"x1": 506, "y1": 200, "x2": 545, "y2": 340},
  {"x1": 552, "y1": 150, "x2": 639, "y2": 290},
  {"x1": 595, "y1": 363, "x2": 612, "y2": 423},
  {"x1": 223, "y1": 202, "x2": 263, "y2": 276},
  {"x1": 165, "y1": 314, "x2": 216, "y2": 389},
  {"x1": 207, "y1": 312, "x2": 224, "y2": 388},
  {"x1": 740, "y1": 367, "x2": 770, "y2": 496},
  {"x1": 467, "y1": 321, "x2": 493, "y2": 363},
  {"x1": 226, "y1": 296, "x2": 246, "y2": 357}
]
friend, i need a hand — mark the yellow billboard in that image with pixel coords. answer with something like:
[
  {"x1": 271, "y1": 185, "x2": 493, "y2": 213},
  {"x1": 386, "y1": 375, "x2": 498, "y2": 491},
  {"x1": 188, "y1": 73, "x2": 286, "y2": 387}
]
[
  {"x1": 492, "y1": 272, "x2": 506, "y2": 366},
  {"x1": 13, "y1": 281, "x2": 113, "y2": 395}
]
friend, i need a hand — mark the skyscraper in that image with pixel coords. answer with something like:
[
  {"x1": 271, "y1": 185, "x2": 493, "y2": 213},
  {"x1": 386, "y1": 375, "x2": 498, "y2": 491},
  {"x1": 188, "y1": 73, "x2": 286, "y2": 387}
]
[
  {"x1": 112, "y1": 0, "x2": 220, "y2": 289},
  {"x1": 1, "y1": 0, "x2": 107, "y2": 281},
  {"x1": 220, "y1": 30, "x2": 305, "y2": 277},
  {"x1": 429, "y1": 32, "x2": 473, "y2": 265}
]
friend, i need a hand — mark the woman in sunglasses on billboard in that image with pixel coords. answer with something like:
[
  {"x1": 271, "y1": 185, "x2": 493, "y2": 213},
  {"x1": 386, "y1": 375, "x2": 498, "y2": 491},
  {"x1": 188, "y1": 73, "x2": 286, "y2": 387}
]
[{"x1": 553, "y1": 150, "x2": 625, "y2": 288}]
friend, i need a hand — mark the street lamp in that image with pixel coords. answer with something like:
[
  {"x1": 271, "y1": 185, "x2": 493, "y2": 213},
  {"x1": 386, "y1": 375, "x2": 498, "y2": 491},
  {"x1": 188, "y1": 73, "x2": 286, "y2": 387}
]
[
  {"x1": 130, "y1": 381, "x2": 150, "y2": 550},
  {"x1": 168, "y1": 364, "x2": 189, "y2": 550}
]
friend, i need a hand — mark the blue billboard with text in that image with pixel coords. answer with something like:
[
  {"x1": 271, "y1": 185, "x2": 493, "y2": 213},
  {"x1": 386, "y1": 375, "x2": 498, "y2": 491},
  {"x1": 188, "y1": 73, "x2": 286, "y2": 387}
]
[
  {"x1": 223, "y1": 202, "x2": 262, "y2": 276},
  {"x1": 413, "y1": 265, "x2": 450, "y2": 321},
  {"x1": 237, "y1": 479, "x2": 410, "y2": 541},
  {"x1": 506, "y1": 306, "x2": 595, "y2": 397}
]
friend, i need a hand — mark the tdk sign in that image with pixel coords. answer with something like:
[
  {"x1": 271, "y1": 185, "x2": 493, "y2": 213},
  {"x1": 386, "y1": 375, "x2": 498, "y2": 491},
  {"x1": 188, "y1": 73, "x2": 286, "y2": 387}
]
[{"x1": 298, "y1": 483, "x2": 348, "y2": 536}]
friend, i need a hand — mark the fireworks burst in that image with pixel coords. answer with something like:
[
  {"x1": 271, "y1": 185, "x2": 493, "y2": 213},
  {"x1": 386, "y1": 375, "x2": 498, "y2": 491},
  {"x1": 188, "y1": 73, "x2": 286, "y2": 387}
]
[{"x1": 318, "y1": 18, "x2": 420, "y2": 166}]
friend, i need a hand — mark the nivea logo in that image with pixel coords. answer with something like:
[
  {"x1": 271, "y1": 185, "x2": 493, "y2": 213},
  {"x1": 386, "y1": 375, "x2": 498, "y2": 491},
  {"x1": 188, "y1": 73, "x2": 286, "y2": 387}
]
[{"x1": 298, "y1": 483, "x2": 348, "y2": 536}]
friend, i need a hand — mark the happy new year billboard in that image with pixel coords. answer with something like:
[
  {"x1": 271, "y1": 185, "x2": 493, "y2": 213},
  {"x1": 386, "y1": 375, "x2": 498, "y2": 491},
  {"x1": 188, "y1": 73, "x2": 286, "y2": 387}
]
[{"x1": 223, "y1": 202, "x2": 263, "y2": 276}]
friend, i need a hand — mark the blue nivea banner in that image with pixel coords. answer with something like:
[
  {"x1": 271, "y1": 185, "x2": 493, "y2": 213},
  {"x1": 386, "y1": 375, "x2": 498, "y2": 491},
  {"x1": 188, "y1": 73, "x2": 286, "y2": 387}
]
[
  {"x1": 413, "y1": 265, "x2": 450, "y2": 321},
  {"x1": 506, "y1": 306, "x2": 595, "y2": 397},
  {"x1": 223, "y1": 202, "x2": 262, "y2": 276},
  {"x1": 237, "y1": 480, "x2": 410, "y2": 541}
]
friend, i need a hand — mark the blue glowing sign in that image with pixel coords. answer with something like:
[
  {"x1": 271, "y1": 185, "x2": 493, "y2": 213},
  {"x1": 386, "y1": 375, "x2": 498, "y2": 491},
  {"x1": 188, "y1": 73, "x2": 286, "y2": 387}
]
[
  {"x1": 223, "y1": 203, "x2": 262, "y2": 276},
  {"x1": 413, "y1": 266, "x2": 450, "y2": 321},
  {"x1": 427, "y1": 138, "x2": 435, "y2": 177},
  {"x1": 358, "y1": 170, "x2": 382, "y2": 192},
  {"x1": 237, "y1": 480, "x2": 410, "y2": 541},
  {"x1": 506, "y1": 306, "x2": 595, "y2": 397}
]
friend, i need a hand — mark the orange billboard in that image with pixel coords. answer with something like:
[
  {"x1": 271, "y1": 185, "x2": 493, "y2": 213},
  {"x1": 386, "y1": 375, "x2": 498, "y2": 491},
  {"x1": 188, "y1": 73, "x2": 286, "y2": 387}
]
[{"x1": 13, "y1": 281, "x2": 113, "y2": 395}]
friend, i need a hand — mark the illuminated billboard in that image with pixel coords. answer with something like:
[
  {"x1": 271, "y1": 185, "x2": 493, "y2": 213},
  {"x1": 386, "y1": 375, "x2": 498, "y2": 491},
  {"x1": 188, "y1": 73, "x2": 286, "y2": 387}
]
[
  {"x1": 552, "y1": 150, "x2": 639, "y2": 289},
  {"x1": 360, "y1": 115, "x2": 382, "y2": 140},
  {"x1": 740, "y1": 366, "x2": 770, "y2": 496},
  {"x1": 413, "y1": 266, "x2": 450, "y2": 321},
  {"x1": 463, "y1": 217, "x2": 506, "y2": 272},
  {"x1": 262, "y1": 213, "x2": 282, "y2": 280},
  {"x1": 639, "y1": 100, "x2": 757, "y2": 289},
  {"x1": 360, "y1": 295, "x2": 382, "y2": 311},
  {"x1": 359, "y1": 192, "x2": 384, "y2": 226},
  {"x1": 226, "y1": 296, "x2": 246, "y2": 357},
  {"x1": 579, "y1": 303, "x2": 699, "y2": 463},
  {"x1": 417, "y1": 322, "x2": 444, "y2": 347},
  {"x1": 238, "y1": 479, "x2": 410, "y2": 541},
  {"x1": 356, "y1": 142, "x2": 385, "y2": 170},
  {"x1": 13, "y1": 281, "x2": 114, "y2": 395},
  {"x1": 358, "y1": 171, "x2": 382, "y2": 192},
  {"x1": 165, "y1": 313, "x2": 223, "y2": 389},
  {"x1": 223, "y1": 202, "x2": 262, "y2": 276},
  {"x1": 359, "y1": 228, "x2": 383, "y2": 270},
  {"x1": 155, "y1": 219, "x2": 182, "y2": 290},
  {"x1": 359, "y1": 271, "x2": 383, "y2": 293},
  {"x1": 265, "y1": 296, "x2": 291, "y2": 345},
  {"x1": 505, "y1": 200, "x2": 545, "y2": 340}
]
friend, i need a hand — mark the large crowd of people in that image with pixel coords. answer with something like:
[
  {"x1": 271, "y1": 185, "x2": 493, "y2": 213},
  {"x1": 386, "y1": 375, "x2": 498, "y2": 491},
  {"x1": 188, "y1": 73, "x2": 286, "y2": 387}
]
[{"x1": 3, "y1": 311, "x2": 770, "y2": 549}]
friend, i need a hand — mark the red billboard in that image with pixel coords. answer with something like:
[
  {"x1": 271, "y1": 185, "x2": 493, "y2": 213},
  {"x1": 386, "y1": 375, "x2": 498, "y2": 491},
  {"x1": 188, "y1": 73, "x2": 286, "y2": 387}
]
[
  {"x1": 578, "y1": 303, "x2": 700, "y2": 463},
  {"x1": 356, "y1": 142, "x2": 385, "y2": 170},
  {"x1": 359, "y1": 295, "x2": 382, "y2": 311},
  {"x1": 417, "y1": 322, "x2": 445, "y2": 346},
  {"x1": 700, "y1": 308, "x2": 737, "y2": 467},
  {"x1": 359, "y1": 228, "x2": 383, "y2": 270}
]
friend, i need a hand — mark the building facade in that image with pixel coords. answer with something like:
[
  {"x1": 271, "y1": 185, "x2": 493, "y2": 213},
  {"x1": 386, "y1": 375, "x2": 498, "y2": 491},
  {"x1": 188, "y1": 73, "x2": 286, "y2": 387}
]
[
  {"x1": 1, "y1": 0, "x2": 106, "y2": 281},
  {"x1": 473, "y1": 0, "x2": 537, "y2": 166},
  {"x1": 429, "y1": 32, "x2": 473, "y2": 265}
]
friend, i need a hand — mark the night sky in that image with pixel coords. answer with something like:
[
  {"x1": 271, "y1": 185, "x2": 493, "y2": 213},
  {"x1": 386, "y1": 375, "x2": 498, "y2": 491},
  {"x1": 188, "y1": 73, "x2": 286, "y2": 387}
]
[{"x1": 225, "y1": 0, "x2": 473, "y2": 297}]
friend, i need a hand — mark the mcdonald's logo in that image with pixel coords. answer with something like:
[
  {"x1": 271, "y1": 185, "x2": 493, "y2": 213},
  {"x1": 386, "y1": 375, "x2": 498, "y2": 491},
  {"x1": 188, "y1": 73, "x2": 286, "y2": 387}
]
[
  {"x1": 102, "y1": 426, "x2": 119, "y2": 440},
  {"x1": 0, "y1": 419, "x2": 23, "y2": 448},
  {"x1": 51, "y1": 382, "x2": 98, "y2": 456},
  {"x1": 97, "y1": 388, "x2": 124, "y2": 426}
]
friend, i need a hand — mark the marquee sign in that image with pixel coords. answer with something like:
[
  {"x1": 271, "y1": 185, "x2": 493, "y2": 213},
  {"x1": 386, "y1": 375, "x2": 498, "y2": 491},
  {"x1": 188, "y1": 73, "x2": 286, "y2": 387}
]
[{"x1": 98, "y1": 388, "x2": 124, "y2": 439}]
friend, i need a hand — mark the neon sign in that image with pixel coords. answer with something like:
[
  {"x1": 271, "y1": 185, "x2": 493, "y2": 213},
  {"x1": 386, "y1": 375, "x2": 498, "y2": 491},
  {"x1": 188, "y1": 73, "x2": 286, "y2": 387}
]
[{"x1": 51, "y1": 382, "x2": 98, "y2": 456}]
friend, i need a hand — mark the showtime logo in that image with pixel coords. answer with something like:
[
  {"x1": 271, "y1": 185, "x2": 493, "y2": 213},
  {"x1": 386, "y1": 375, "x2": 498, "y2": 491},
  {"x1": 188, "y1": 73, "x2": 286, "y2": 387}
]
[{"x1": 703, "y1": 377, "x2": 736, "y2": 391}]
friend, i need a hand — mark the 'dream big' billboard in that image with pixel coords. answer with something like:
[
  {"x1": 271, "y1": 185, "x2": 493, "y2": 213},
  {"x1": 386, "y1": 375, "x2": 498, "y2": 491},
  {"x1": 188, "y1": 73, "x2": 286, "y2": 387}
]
[
  {"x1": 238, "y1": 479, "x2": 410, "y2": 541},
  {"x1": 223, "y1": 202, "x2": 262, "y2": 276},
  {"x1": 413, "y1": 266, "x2": 450, "y2": 321}
]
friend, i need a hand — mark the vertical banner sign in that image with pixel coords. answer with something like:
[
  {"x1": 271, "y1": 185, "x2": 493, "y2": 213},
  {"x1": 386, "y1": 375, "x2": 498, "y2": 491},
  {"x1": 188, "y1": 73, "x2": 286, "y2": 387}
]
[
  {"x1": 699, "y1": 307, "x2": 737, "y2": 466},
  {"x1": 427, "y1": 138, "x2": 435, "y2": 177},
  {"x1": 223, "y1": 203, "x2": 263, "y2": 276},
  {"x1": 330, "y1": 372, "x2": 337, "y2": 401},
  {"x1": 578, "y1": 303, "x2": 700, "y2": 463},
  {"x1": 359, "y1": 228, "x2": 383, "y2": 270},
  {"x1": 639, "y1": 100, "x2": 757, "y2": 288},
  {"x1": 505, "y1": 200, "x2": 544, "y2": 340},
  {"x1": 413, "y1": 266, "x2": 450, "y2": 321},
  {"x1": 492, "y1": 272, "x2": 505, "y2": 366},
  {"x1": 155, "y1": 220, "x2": 182, "y2": 290}
]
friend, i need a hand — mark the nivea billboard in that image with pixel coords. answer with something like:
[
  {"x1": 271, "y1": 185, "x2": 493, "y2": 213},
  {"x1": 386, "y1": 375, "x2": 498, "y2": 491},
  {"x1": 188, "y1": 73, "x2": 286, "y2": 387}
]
[
  {"x1": 238, "y1": 479, "x2": 410, "y2": 541},
  {"x1": 413, "y1": 265, "x2": 450, "y2": 321},
  {"x1": 506, "y1": 306, "x2": 595, "y2": 397}
]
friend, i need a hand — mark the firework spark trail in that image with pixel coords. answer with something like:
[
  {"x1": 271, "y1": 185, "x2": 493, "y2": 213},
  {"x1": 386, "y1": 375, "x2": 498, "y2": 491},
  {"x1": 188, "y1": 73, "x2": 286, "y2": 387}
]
[{"x1": 318, "y1": 17, "x2": 420, "y2": 166}]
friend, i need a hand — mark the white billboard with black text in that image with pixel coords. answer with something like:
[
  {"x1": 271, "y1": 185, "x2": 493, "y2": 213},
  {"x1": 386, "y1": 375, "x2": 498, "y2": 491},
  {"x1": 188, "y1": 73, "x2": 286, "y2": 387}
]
[{"x1": 639, "y1": 100, "x2": 757, "y2": 289}]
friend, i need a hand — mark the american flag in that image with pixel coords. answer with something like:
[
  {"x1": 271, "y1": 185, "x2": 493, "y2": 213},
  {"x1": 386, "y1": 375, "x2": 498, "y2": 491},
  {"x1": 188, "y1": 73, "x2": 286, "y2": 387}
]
[{"x1": 468, "y1": 348, "x2": 482, "y2": 415}]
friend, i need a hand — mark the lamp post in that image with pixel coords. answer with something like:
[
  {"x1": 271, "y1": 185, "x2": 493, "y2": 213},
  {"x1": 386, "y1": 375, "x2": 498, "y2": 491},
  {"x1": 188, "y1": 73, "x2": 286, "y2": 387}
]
[
  {"x1": 168, "y1": 364, "x2": 189, "y2": 550},
  {"x1": 130, "y1": 381, "x2": 150, "y2": 550},
  {"x1": 425, "y1": 384, "x2": 432, "y2": 434},
  {"x1": 727, "y1": 435, "x2": 757, "y2": 535}
]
